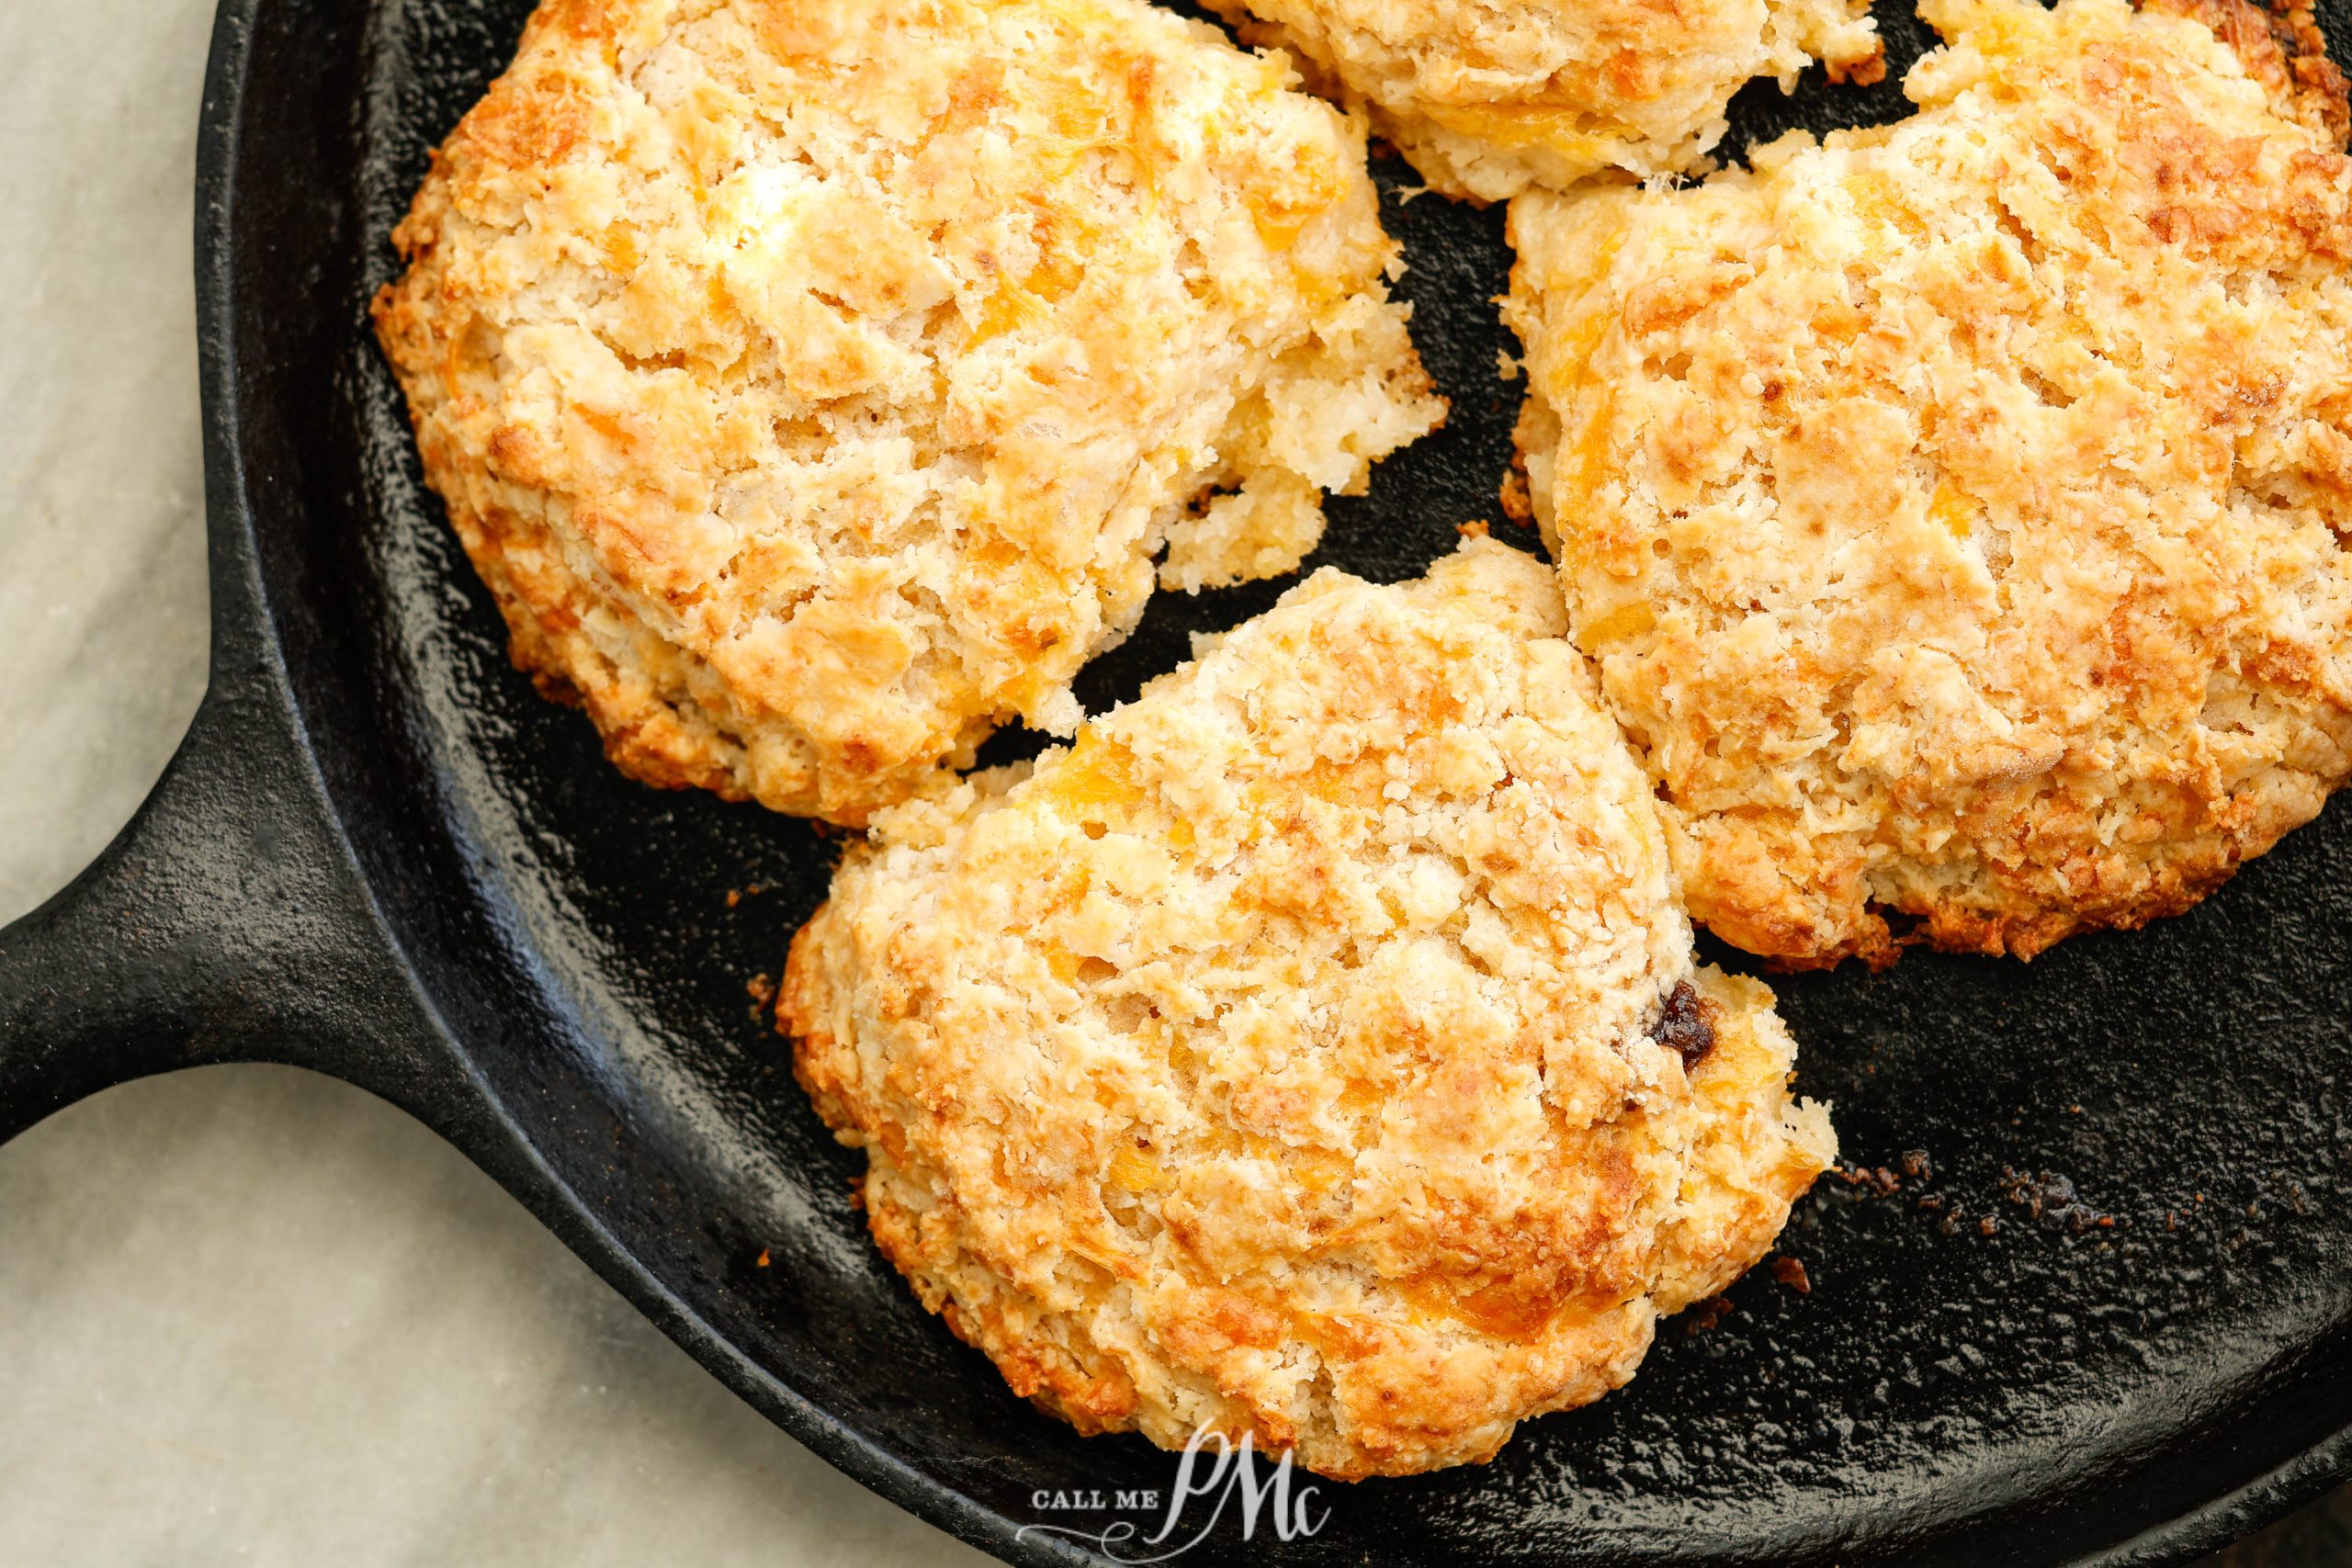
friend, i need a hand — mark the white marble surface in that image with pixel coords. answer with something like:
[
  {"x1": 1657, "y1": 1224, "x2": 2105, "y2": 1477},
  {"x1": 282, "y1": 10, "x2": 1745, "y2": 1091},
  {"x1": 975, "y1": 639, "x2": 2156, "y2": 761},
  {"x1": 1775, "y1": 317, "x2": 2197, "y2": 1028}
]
[{"x1": 0, "y1": 5, "x2": 989, "y2": 1562}]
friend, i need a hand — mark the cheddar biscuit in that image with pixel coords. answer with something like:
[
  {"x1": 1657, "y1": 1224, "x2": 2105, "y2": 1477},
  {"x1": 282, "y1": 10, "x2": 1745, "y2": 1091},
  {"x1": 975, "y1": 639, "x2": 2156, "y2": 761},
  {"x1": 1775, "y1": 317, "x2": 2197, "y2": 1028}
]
[
  {"x1": 784, "y1": 539, "x2": 1836, "y2": 1478},
  {"x1": 1207, "y1": 0, "x2": 1881, "y2": 201},
  {"x1": 373, "y1": 0, "x2": 1442, "y2": 825},
  {"x1": 1506, "y1": 0, "x2": 2352, "y2": 966}
]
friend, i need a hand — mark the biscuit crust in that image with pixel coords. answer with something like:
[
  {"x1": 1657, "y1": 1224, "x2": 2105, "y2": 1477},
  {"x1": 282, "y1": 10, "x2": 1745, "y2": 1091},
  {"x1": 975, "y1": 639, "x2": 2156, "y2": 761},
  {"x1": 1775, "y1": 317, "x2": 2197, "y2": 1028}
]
[
  {"x1": 373, "y1": 0, "x2": 1442, "y2": 825},
  {"x1": 784, "y1": 540, "x2": 1835, "y2": 1478},
  {"x1": 1207, "y1": 0, "x2": 1881, "y2": 201},
  {"x1": 1505, "y1": 0, "x2": 2352, "y2": 966}
]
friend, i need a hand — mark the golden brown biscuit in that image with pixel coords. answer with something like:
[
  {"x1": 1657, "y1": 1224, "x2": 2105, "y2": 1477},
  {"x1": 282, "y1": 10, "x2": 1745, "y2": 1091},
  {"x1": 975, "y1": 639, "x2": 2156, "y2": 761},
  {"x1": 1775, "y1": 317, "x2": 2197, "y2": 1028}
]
[
  {"x1": 784, "y1": 538, "x2": 1836, "y2": 1479},
  {"x1": 1504, "y1": 0, "x2": 2352, "y2": 967},
  {"x1": 1206, "y1": 0, "x2": 1881, "y2": 202},
  {"x1": 373, "y1": 0, "x2": 1442, "y2": 826}
]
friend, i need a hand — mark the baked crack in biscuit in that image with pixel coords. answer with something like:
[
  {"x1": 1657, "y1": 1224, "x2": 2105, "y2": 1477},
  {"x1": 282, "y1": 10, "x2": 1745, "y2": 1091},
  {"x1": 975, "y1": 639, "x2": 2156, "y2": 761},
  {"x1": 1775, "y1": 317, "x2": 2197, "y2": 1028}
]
[
  {"x1": 785, "y1": 538, "x2": 1836, "y2": 1478},
  {"x1": 373, "y1": 0, "x2": 1443, "y2": 826},
  {"x1": 1505, "y1": 0, "x2": 2352, "y2": 966},
  {"x1": 1206, "y1": 0, "x2": 1881, "y2": 201}
]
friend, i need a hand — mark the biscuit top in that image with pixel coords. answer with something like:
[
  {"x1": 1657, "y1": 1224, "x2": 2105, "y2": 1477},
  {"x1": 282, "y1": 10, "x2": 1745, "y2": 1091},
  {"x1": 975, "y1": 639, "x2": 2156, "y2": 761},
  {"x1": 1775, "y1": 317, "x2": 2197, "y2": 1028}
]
[
  {"x1": 786, "y1": 539, "x2": 1835, "y2": 1476},
  {"x1": 374, "y1": 0, "x2": 1440, "y2": 822},
  {"x1": 1507, "y1": 0, "x2": 2352, "y2": 964},
  {"x1": 1208, "y1": 0, "x2": 1881, "y2": 199}
]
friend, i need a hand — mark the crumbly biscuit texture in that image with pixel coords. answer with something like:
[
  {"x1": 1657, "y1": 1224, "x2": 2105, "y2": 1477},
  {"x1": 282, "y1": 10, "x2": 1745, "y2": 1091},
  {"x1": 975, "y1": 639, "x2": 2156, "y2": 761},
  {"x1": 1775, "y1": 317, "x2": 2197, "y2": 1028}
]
[
  {"x1": 1207, "y1": 0, "x2": 1881, "y2": 201},
  {"x1": 374, "y1": 0, "x2": 1442, "y2": 824},
  {"x1": 785, "y1": 539, "x2": 1836, "y2": 1478},
  {"x1": 1506, "y1": 0, "x2": 2352, "y2": 966}
]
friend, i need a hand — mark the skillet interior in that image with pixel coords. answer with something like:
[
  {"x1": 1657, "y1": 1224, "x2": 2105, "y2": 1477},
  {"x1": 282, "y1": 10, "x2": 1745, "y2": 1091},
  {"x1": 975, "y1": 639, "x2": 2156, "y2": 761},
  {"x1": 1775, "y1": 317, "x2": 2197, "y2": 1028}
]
[{"x1": 214, "y1": 0, "x2": 2352, "y2": 1558}]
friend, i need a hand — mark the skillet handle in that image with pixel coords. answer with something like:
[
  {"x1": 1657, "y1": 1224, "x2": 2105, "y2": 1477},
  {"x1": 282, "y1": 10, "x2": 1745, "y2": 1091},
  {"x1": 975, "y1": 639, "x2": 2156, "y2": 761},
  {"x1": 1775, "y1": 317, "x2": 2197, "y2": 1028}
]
[{"x1": 0, "y1": 656, "x2": 441, "y2": 1145}]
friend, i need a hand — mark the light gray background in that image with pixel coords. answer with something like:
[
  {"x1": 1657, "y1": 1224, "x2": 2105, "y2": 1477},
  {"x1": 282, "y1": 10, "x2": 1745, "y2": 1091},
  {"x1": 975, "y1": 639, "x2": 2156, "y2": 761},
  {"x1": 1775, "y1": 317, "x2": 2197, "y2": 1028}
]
[
  {"x1": 0, "y1": 3, "x2": 985, "y2": 1562},
  {"x1": 0, "y1": 1, "x2": 2327, "y2": 1564}
]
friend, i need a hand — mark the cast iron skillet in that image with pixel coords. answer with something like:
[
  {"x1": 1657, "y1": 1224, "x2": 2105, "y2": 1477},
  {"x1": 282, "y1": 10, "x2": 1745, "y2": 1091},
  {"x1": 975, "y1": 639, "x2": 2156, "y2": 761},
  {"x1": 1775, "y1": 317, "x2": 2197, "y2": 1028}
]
[{"x1": 5, "y1": 0, "x2": 2351, "y2": 1561}]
